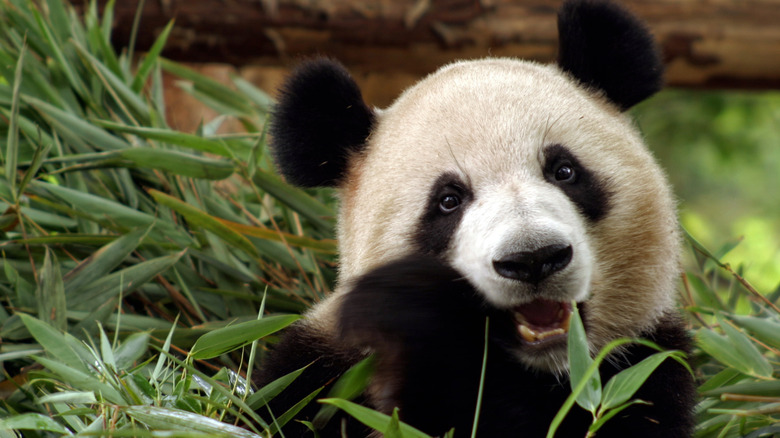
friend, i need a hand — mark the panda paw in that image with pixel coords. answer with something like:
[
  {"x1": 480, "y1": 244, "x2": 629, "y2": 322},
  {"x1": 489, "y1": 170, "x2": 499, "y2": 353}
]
[
  {"x1": 337, "y1": 255, "x2": 491, "y2": 432},
  {"x1": 338, "y1": 254, "x2": 487, "y2": 353}
]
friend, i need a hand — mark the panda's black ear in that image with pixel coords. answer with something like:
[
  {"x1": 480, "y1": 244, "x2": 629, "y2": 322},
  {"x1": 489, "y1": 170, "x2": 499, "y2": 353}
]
[
  {"x1": 557, "y1": 0, "x2": 664, "y2": 110},
  {"x1": 270, "y1": 58, "x2": 375, "y2": 187}
]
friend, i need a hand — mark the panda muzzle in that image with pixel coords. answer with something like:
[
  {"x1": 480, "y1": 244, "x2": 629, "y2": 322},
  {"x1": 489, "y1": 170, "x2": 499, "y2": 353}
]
[{"x1": 513, "y1": 299, "x2": 572, "y2": 344}]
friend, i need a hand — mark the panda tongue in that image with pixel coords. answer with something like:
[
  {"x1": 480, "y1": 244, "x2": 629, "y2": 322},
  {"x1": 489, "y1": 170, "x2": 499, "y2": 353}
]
[{"x1": 513, "y1": 299, "x2": 572, "y2": 343}]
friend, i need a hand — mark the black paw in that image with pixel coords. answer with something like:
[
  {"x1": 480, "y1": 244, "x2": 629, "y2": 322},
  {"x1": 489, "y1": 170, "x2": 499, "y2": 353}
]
[
  {"x1": 337, "y1": 255, "x2": 492, "y2": 434},
  {"x1": 338, "y1": 255, "x2": 486, "y2": 351}
]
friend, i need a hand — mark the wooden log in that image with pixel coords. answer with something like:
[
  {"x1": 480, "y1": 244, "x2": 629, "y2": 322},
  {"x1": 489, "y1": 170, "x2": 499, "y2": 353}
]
[{"x1": 101, "y1": 0, "x2": 780, "y2": 89}]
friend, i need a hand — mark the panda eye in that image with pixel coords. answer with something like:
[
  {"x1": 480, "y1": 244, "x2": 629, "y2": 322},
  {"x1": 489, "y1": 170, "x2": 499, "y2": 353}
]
[
  {"x1": 554, "y1": 163, "x2": 576, "y2": 183},
  {"x1": 439, "y1": 194, "x2": 461, "y2": 214}
]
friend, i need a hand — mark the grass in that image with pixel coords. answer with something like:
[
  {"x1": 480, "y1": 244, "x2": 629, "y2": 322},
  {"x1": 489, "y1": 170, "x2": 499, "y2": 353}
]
[{"x1": 0, "y1": 1, "x2": 778, "y2": 437}]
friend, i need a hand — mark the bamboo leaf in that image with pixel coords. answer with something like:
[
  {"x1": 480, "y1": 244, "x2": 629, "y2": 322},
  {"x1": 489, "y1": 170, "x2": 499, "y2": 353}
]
[
  {"x1": 36, "y1": 248, "x2": 67, "y2": 330},
  {"x1": 600, "y1": 350, "x2": 685, "y2": 411},
  {"x1": 682, "y1": 228, "x2": 728, "y2": 269},
  {"x1": 20, "y1": 205, "x2": 78, "y2": 230},
  {"x1": 730, "y1": 314, "x2": 780, "y2": 349},
  {"x1": 697, "y1": 329, "x2": 748, "y2": 372},
  {"x1": 68, "y1": 252, "x2": 184, "y2": 310},
  {"x1": 100, "y1": 0, "x2": 116, "y2": 44},
  {"x1": 717, "y1": 315, "x2": 773, "y2": 378},
  {"x1": 94, "y1": 120, "x2": 232, "y2": 156},
  {"x1": 152, "y1": 315, "x2": 178, "y2": 383},
  {"x1": 217, "y1": 218, "x2": 337, "y2": 253},
  {"x1": 125, "y1": 406, "x2": 264, "y2": 437},
  {"x1": 43, "y1": 148, "x2": 235, "y2": 180},
  {"x1": 265, "y1": 387, "x2": 323, "y2": 434},
  {"x1": 98, "y1": 322, "x2": 116, "y2": 371},
  {"x1": 386, "y1": 408, "x2": 403, "y2": 438},
  {"x1": 71, "y1": 42, "x2": 150, "y2": 123},
  {"x1": 4, "y1": 42, "x2": 25, "y2": 196},
  {"x1": 10, "y1": 233, "x2": 165, "y2": 247},
  {"x1": 63, "y1": 226, "x2": 153, "y2": 293},
  {"x1": 160, "y1": 58, "x2": 254, "y2": 116},
  {"x1": 86, "y1": 0, "x2": 123, "y2": 78},
  {"x1": 251, "y1": 170, "x2": 334, "y2": 233},
  {"x1": 150, "y1": 61, "x2": 166, "y2": 120},
  {"x1": 119, "y1": 147, "x2": 236, "y2": 180},
  {"x1": 685, "y1": 273, "x2": 723, "y2": 310},
  {"x1": 25, "y1": 96, "x2": 131, "y2": 151},
  {"x1": 590, "y1": 399, "x2": 649, "y2": 434},
  {"x1": 231, "y1": 74, "x2": 273, "y2": 112},
  {"x1": 18, "y1": 313, "x2": 86, "y2": 372},
  {"x1": 697, "y1": 367, "x2": 744, "y2": 393},
  {"x1": 43, "y1": 0, "x2": 71, "y2": 42},
  {"x1": 33, "y1": 355, "x2": 125, "y2": 404},
  {"x1": 313, "y1": 356, "x2": 375, "y2": 430},
  {"x1": 546, "y1": 337, "x2": 636, "y2": 438},
  {"x1": 31, "y1": 6, "x2": 88, "y2": 100},
  {"x1": 30, "y1": 181, "x2": 193, "y2": 245},
  {"x1": 131, "y1": 20, "x2": 174, "y2": 93},
  {"x1": 702, "y1": 379, "x2": 780, "y2": 397},
  {"x1": 568, "y1": 302, "x2": 601, "y2": 413},
  {"x1": 16, "y1": 133, "x2": 52, "y2": 198},
  {"x1": 149, "y1": 189, "x2": 260, "y2": 258},
  {"x1": 190, "y1": 315, "x2": 300, "y2": 359},
  {"x1": 247, "y1": 364, "x2": 308, "y2": 410},
  {"x1": 0, "y1": 108, "x2": 55, "y2": 152},
  {"x1": 37, "y1": 390, "x2": 97, "y2": 405},
  {"x1": 696, "y1": 321, "x2": 773, "y2": 379},
  {"x1": 0, "y1": 413, "x2": 71, "y2": 434},
  {"x1": 69, "y1": 296, "x2": 120, "y2": 339},
  {"x1": 319, "y1": 398, "x2": 432, "y2": 438}
]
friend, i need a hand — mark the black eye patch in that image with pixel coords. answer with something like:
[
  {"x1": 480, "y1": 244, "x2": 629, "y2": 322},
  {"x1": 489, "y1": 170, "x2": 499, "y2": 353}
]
[
  {"x1": 543, "y1": 144, "x2": 611, "y2": 222},
  {"x1": 414, "y1": 173, "x2": 473, "y2": 256}
]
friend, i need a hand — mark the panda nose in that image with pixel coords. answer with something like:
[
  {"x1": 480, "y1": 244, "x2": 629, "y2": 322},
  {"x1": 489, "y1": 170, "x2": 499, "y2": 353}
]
[{"x1": 493, "y1": 244, "x2": 573, "y2": 284}]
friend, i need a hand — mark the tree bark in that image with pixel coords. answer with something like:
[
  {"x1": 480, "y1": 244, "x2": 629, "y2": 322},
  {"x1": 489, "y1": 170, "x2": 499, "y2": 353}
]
[{"x1": 101, "y1": 0, "x2": 780, "y2": 90}]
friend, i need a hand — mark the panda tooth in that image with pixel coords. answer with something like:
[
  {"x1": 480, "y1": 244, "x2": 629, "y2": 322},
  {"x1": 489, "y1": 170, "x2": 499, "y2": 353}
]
[
  {"x1": 536, "y1": 328, "x2": 565, "y2": 340},
  {"x1": 561, "y1": 311, "x2": 572, "y2": 333},
  {"x1": 519, "y1": 324, "x2": 538, "y2": 342},
  {"x1": 514, "y1": 312, "x2": 529, "y2": 325}
]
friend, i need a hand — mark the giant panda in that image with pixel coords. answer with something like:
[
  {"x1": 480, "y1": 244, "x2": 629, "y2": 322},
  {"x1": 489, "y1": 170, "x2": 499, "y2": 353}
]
[{"x1": 257, "y1": 0, "x2": 697, "y2": 436}]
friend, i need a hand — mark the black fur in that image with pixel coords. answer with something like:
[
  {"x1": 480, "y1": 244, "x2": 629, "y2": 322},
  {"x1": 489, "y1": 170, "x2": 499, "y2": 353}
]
[
  {"x1": 269, "y1": 58, "x2": 375, "y2": 187},
  {"x1": 255, "y1": 323, "x2": 370, "y2": 436},
  {"x1": 414, "y1": 173, "x2": 473, "y2": 256},
  {"x1": 543, "y1": 144, "x2": 611, "y2": 221},
  {"x1": 557, "y1": 0, "x2": 664, "y2": 110},
  {"x1": 338, "y1": 255, "x2": 695, "y2": 437},
  {"x1": 262, "y1": 256, "x2": 695, "y2": 436}
]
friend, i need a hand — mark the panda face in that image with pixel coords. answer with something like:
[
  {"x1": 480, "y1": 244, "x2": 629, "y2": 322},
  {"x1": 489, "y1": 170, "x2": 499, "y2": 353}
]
[
  {"x1": 428, "y1": 141, "x2": 606, "y2": 371},
  {"x1": 426, "y1": 162, "x2": 594, "y2": 307},
  {"x1": 336, "y1": 59, "x2": 680, "y2": 373}
]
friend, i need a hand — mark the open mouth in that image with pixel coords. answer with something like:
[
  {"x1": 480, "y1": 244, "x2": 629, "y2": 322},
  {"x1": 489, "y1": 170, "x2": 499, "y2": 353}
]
[{"x1": 513, "y1": 299, "x2": 572, "y2": 345}]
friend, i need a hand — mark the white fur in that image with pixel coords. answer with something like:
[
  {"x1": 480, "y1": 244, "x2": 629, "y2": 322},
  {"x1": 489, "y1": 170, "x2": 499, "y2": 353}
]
[
  {"x1": 308, "y1": 58, "x2": 680, "y2": 374},
  {"x1": 449, "y1": 180, "x2": 592, "y2": 308}
]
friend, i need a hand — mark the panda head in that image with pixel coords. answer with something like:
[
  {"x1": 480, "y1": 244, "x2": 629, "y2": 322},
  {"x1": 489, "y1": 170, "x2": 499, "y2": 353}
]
[{"x1": 271, "y1": 0, "x2": 678, "y2": 373}]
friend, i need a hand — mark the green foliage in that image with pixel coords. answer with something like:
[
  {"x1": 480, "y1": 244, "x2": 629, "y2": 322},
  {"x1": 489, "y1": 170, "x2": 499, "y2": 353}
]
[
  {"x1": 681, "y1": 232, "x2": 780, "y2": 438},
  {"x1": 0, "y1": 0, "x2": 777, "y2": 437},
  {"x1": 0, "y1": 0, "x2": 332, "y2": 435},
  {"x1": 547, "y1": 306, "x2": 689, "y2": 438}
]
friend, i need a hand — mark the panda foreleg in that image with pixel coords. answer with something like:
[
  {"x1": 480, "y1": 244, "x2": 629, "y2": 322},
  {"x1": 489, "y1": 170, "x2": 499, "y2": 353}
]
[
  {"x1": 339, "y1": 254, "x2": 494, "y2": 437},
  {"x1": 254, "y1": 321, "x2": 368, "y2": 436}
]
